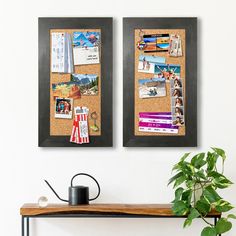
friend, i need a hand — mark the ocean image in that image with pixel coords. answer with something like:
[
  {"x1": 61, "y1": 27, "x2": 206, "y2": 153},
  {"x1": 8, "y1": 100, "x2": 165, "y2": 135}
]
[
  {"x1": 139, "y1": 77, "x2": 166, "y2": 98},
  {"x1": 143, "y1": 37, "x2": 156, "y2": 43}
]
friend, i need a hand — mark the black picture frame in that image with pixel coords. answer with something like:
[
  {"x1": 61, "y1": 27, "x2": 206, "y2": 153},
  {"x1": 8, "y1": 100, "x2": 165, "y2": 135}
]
[
  {"x1": 39, "y1": 17, "x2": 113, "y2": 147},
  {"x1": 123, "y1": 17, "x2": 197, "y2": 147}
]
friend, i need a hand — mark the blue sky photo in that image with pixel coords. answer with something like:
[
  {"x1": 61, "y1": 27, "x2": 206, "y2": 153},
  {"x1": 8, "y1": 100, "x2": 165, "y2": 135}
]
[{"x1": 73, "y1": 32, "x2": 100, "y2": 47}]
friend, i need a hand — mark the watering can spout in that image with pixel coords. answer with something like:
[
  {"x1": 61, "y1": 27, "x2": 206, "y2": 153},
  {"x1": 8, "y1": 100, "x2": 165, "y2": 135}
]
[{"x1": 44, "y1": 180, "x2": 69, "y2": 203}]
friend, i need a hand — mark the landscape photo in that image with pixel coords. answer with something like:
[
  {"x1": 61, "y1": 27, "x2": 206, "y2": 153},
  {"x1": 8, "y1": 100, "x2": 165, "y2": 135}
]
[
  {"x1": 138, "y1": 77, "x2": 166, "y2": 98},
  {"x1": 71, "y1": 74, "x2": 99, "y2": 95},
  {"x1": 52, "y1": 82, "x2": 81, "y2": 100}
]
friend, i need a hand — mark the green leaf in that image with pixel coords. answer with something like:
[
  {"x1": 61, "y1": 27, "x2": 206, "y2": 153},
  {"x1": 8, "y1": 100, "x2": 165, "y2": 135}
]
[
  {"x1": 181, "y1": 152, "x2": 191, "y2": 162},
  {"x1": 216, "y1": 218, "x2": 232, "y2": 234},
  {"x1": 181, "y1": 189, "x2": 192, "y2": 205},
  {"x1": 174, "y1": 175, "x2": 186, "y2": 188},
  {"x1": 227, "y1": 214, "x2": 236, "y2": 219},
  {"x1": 215, "y1": 199, "x2": 234, "y2": 212},
  {"x1": 168, "y1": 172, "x2": 183, "y2": 186},
  {"x1": 186, "y1": 180, "x2": 194, "y2": 188},
  {"x1": 172, "y1": 200, "x2": 189, "y2": 216},
  {"x1": 203, "y1": 186, "x2": 221, "y2": 203},
  {"x1": 183, "y1": 208, "x2": 200, "y2": 228},
  {"x1": 195, "y1": 170, "x2": 207, "y2": 180},
  {"x1": 172, "y1": 187, "x2": 184, "y2": 203},
  {"x1": 206, "y1": 152, "x2": 217, "y2": 172},
  {"x1": 208, "y1": 171, "x2": 233, "y2": 188},
  {"x1": 191, "y1": 153, "x2": 206, "y2": 169},
  {"x1": 201, "y1": 227, "x2": 217, "y2": 236},
  {"x1": 196, "y1": 196, "x2": 211, "y2": 215},
  {"x1": 211, "y1": 147, "x2": 226, "y2": 161}
]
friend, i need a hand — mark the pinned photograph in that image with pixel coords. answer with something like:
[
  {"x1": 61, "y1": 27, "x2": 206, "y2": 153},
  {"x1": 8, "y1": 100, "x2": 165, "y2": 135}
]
[
  {"x1": 143, "y1": 34, "x2": 170, "y2": 52},
  {"x1": 172, "y1": 116, "x2": 185, "y2": 126},
  {"x1": 171, "y1": 78, "x2": 182, "y2": 88},
  {"x1": 172, "y1": 97, "x2": 184, "y2": 107},
  {"x1": 52, "y1": 82, "x2": 81, "y2": 100},
  {"x1": 138, "y1": 77, "x2": 166, "y2": 98},
  {"x1": 172, "y1": 88, "x2": 182, "y2": 98},
  {"x1": 172, "y1": 107, "x2": 184, "y2": 117},
  {"x1": 138, "y1": 55, "x2": 165, "y2": 74},
  {"x1": 154, "y1": 64, "x2": 180, "y2": 82},
  {"x1": 55, "y1": 98, "x2": 73, "y2": 119},
  {"x1": 73, "y1": 31, "x2": 100, "y2": 65},
  {"x1": 169, "y1": 34, "x2": 183, "y2": 57},
  {"x1": 71, "y1": 74, "x2": 99, "y2": 95}
]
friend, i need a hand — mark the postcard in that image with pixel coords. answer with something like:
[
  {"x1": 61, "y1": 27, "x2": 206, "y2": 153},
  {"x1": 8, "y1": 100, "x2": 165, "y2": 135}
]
[
  {"x1": 71, "y1": 74, "x2": 98, "y2": 95},
  {"x1": 73, "y1": 31, "x2": 100, "y2": 65},
  {"x1": 143, "y1": 34, "x2": 170, "y2": 53},
  {"x1": 139, "y1": 122, "x2": 179, "y2": 134},
  {"x1": 52, "y1": 81, "x2": 81, "y2": 100},
  {"x1": 138, "y1": 55, "x2": 165, "y2": 74},
  {"x1": 154, "y1": 64, "x2": 181, "y2": 82},
  {"x1": 138, "y1": 77, "x2": 166, "y2": 98},
  {"x1": 169, "y1": 34, "x2": 183, "y2": 57},
  {"x1": 55, "y1": 98, "x2": 73, "y2": 119}
]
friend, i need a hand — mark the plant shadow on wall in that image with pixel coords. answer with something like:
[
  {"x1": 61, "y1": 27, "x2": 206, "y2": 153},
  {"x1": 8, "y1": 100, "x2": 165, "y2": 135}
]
[{"x1": 169, "y1": 148, "x2": 236, "y2": 236}]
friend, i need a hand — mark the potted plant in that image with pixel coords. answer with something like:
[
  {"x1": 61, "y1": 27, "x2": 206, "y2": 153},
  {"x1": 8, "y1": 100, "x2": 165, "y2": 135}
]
[{"x1": 168, "y1": 148, "x2": 236, "y2": 236}]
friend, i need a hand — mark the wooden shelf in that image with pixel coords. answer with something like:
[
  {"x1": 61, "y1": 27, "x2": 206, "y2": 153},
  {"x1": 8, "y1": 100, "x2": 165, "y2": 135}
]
[{"x1": 20, "y1": 203, "x2": 221, "y2": 217}]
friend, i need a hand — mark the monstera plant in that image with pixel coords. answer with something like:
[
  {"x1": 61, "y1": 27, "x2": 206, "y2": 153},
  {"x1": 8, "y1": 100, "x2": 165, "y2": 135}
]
[{"x1": 168, "y1": 148, "x2": 236, "y2": 236}]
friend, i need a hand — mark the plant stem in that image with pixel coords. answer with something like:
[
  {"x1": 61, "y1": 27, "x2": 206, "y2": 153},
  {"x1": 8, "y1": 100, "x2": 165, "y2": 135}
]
[{"x1": 200, "y1": 214, "x2": 214, "y2": 227}]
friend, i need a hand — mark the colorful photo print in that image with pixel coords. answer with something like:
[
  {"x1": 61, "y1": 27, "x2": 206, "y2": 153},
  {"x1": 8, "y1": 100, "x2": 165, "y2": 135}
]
[
  {"x1": 172, "y1": 106, "x2": 184, "y2": 117},
  {"x1": 71, "y1": 74, "x2": 99, "y2": 95},
  {"x1": 172, "y1": 97, "x2": 184, "y2": 107},
  {"x1": 171, "y1": 78, "x2": 183, "y2": 89},
  {"x1": 154, "y1": 64, "x2": 181, "y2": 82},
  {"x1": 172, "y1": 116, "x2": 185, "y2": 126},
  {"x1": 143, "y1": 34, "x2": 170, "y2": 52},
  {"x1": 171, "y1": 88, "x2": 182, "y2": 98},
  {"x1": 138, "y1": 55, "x2": 165, "y2": 74},
  {"x1": 138, "y1": 77, "x2": 166, "y2": 99},
  {"x1": 52, "y1": 82, "x2": 81, "y2": 100},
  {"x1": 73, "y1": 32, "x2": 100, "y2": 47},
  {"x1": 55, "y1": 98, "x2": 73, "y2": 119}
]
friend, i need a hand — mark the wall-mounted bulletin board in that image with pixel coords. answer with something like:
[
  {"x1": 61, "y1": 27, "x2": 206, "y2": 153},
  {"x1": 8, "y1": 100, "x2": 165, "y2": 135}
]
[
  {"x1": 123, "y1": 18, "x2": 197, "y2": 147},
  {"x1": 39, "y1": 18, "x2": 112, "y2": 147}
]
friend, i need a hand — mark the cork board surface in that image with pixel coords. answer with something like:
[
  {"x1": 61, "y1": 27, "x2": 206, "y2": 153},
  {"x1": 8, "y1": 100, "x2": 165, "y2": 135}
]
[
  {"x1": 50, "y1": 29, "x2": 101, "y2": 136},
  {"x1": 134, "y1": 29, "x2": 186, "y2": 136}
]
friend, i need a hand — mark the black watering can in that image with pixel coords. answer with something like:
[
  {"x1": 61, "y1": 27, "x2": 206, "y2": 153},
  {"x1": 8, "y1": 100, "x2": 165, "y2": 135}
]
[{"x1": 44, "y1": 173, "x2": 100, "y2": 205}]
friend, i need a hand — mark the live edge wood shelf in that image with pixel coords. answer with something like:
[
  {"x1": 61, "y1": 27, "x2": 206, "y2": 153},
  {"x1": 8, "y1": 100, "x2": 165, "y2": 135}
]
[{"x1": 20, "y1": 203, "x2": 221, "y2": 236}]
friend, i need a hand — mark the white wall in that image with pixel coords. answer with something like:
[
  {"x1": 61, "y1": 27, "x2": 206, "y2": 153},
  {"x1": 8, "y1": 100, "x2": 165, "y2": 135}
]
[{"x1": 0, "y1": 0, "x2": 236, "y2": 235}]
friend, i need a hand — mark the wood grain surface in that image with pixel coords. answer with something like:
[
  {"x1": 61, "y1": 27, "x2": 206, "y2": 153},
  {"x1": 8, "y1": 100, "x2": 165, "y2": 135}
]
[{"x1": 20, "y1": 204, "x2": 220, "y2": 217}]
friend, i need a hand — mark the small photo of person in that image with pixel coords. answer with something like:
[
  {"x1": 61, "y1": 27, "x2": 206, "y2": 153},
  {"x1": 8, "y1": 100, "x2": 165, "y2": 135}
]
[
  {"x1": 173, "y1": 116, "x2": 185, "y2": 126},
  {"x1": 174, "y1": 97, "x2": 183, "y2": 107},
  {"x1": 55, "y1": 98, "x2": 73, "y2": 119},
  {"x1": 173, "y1": 78, "x2": 182, "y2": 88},
  {"x1": 172, "y1": 88, "x2": 182, "y2": 98},
  {"x1": 173, "y1": 107, "x2": 183, "y2": 117}
]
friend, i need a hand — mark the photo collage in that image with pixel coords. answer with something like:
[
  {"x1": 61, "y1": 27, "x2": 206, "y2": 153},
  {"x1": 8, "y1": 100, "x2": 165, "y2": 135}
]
[
  {"x1": 136, "y1": 30, "x2": 185, "y2": 135},
  {"x1": 50, "y1": 30, "x2": 101, "y2": 144}
]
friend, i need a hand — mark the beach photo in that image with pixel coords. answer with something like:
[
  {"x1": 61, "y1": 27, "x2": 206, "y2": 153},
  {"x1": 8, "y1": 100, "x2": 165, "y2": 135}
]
[
  {"x1": 154, "y1": 64, "x2": 181, "y2": 81},
  {"x1": 71, "y1": 74, "x2": 99, "y2": 95},
  {"x1": 138, "y1": 77, "x2": 166, "y2": 98},
  {"x1": 138, "y1": 55, "x2": 165, "y2": 74},
  {"x1": 73, "y1": 32, "x2": 100, "y2": 47}
]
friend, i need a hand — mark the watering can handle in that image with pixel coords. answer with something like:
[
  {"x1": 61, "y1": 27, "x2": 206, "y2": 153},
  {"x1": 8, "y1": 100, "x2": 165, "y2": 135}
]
[{"x1": 71, "y1": 173, "x2": 101, "y2": 201}]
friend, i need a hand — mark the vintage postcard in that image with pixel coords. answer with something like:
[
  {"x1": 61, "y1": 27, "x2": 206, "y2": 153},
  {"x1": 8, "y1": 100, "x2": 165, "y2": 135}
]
[
  {"x1": 52, "y1": 81, "x2": 81, "y2": 100},
  {"x1": 71, "y1": 74, "x2": 99, "y2": 95},
  {"x1": 154, "y1": 64, "x2": 181, "y2": 82},
  {"x1": 143, "y1": 34, "x2": 170, "y2": 52},
  {"x1": 55, "y1": 98, "x2": 73, "y2": 119},
  {"x1": 73, "y1": 31, "x2": 100, "y2": 65},
  {"x1": 138, "y1": 77, "x2": 166, "y2": 98},
  {"x1": 138, "y1": 55, "x2": 165, "y2": 74}
]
